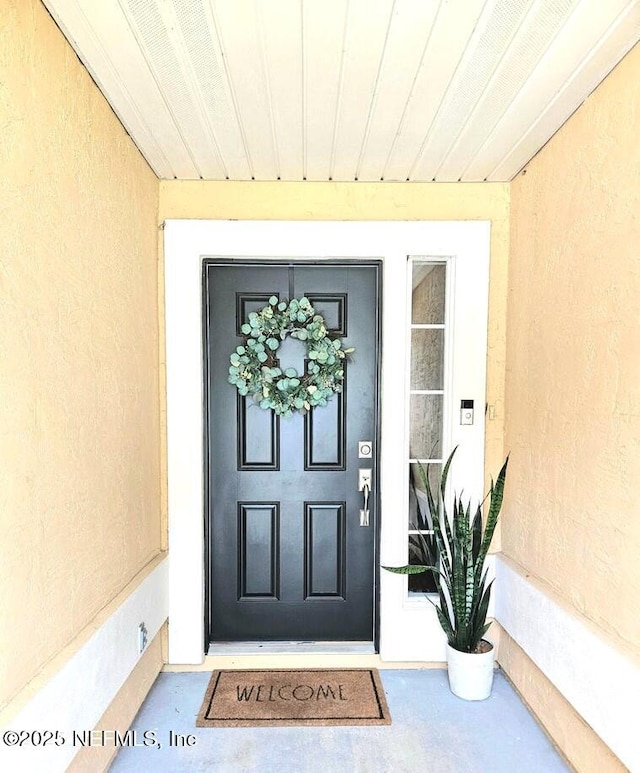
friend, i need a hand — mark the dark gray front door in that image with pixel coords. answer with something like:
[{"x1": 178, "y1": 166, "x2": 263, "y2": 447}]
[{"x1": 204, "y1": 261, "x2": 380, "y2": 642}]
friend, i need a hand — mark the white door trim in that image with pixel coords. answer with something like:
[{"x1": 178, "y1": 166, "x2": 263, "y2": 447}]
[{"x1": 164, "y1": 220, "x2": 490, "y2": 664}]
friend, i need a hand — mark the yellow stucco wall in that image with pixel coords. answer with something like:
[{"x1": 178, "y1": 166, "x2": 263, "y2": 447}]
[
  {"x1": 0, "y1": 0, "x2": 161, "y2": 710},
  {"x1": 158, "y1": 180, "x2": 510, "y2": 491},
  {"x1": 503, "y1": 42, "x2": 640, "y2": 769}
]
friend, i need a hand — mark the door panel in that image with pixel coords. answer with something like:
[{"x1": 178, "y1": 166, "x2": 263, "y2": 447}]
[
  {"x1": 305, "y1": 395, "x2": 345, "y2": 469},
  {"x1": 237, "y1": 398, "x2": 279, "y2": 470},
  {"x1": 238, "y1": 503, "x2": 279, "y2": 598},
  {"x1": 205, "y1": 262, "x2": 379, "y2": 642},
  {"x1": 304, "y1": 502, "x2": 346, "y2": 598}
]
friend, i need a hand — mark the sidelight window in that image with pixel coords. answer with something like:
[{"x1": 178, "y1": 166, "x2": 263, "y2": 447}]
[{"x1": 407, "y1": 260, "x2": 448, "y2": 595}]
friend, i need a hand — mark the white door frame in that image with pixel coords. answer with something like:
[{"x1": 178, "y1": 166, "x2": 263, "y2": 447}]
[{"x1": 164, "y1": 220, "x2": 490, "y2": 664}]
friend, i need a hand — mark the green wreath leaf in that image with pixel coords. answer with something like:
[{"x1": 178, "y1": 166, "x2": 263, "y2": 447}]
[{"x1": 228, "y1": 297, "x2": 354, "y2": 416}]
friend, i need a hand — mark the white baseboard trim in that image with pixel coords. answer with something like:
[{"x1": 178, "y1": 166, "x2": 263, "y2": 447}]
[
  {"x1": 495, "y1": 554, "x2": 640, "y2": 772},
  {"x1": 0, "y1": 557, "x2": 168, "y2": 773}
]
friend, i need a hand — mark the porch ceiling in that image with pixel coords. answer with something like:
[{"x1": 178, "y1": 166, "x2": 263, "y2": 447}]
[{"x1": 43, "y1": 0, "x2": 640, "y2": 182}]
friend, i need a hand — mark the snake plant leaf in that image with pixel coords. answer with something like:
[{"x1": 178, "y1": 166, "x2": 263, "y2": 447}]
[
  {"x1": 381, "y1": 564, "x2": 431, "y2": 574},
  {"x1": 477, "y1": 575, "x2": 493, "y2": 613},
  {"x1": 436, "y1": 604, "x2": 455, "y2": 642},
  {"x1": 475, "y1": 456, "x2": 509, "y2": 573},
  {"x1": 471, "y1": 505, "x2": 483, "y2": 562}
]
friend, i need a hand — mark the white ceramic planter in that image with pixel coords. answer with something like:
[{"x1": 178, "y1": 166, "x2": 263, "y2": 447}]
[{"x1": 446, "y1": 641, "x2": 495, "y2": 700}]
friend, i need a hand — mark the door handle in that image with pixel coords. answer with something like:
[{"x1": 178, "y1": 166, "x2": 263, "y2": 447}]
[
  {"x1": 360, "y1": 482, "x2": 370, "y2": 527},
  {"x1": 358, "y1": 468, "x2": 372, "y2": 527},
  {"x1": 362, "y1": 482, "x2": 370, "y2": 512}
]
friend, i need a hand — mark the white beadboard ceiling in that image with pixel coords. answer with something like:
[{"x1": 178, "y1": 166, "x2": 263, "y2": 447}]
[{"x1": 43, "y1": 0, "x2": 640, "y2": 182}]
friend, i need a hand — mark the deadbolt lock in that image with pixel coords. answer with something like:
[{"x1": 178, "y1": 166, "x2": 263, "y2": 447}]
[{"x1": 358, "y1": 440, "x2": 373, "y2": 458}]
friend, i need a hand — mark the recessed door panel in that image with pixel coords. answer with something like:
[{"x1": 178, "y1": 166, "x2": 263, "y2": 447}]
[
  {"x1": 304, "y1": 503, "x2": 346, "y2": 599},
  {"x1": 304, "y1": 388, "x2": 345, "y2": 470},
  {"x1": 237, "y1": 396, "x2": 280, "y2": 470},
  {"x1": 305, "y1": 294, "x2": 347, "y2": 335},
  {"x1": 237, "y1": 503, "x2": 280, "y2": 599}
]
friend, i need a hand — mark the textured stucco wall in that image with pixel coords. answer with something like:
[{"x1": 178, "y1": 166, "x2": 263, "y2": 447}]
[
  {"x1": 0, "y1": 0, "x2": 161, "y2": 709},
  {"x1": 158, "y1": 179, "x2": 510, "y2": 497},
  {"x1": 503, "y1": 42, "x2": 640, "y2": 768}
]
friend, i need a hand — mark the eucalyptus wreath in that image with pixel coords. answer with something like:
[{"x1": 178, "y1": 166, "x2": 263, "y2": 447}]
[{"x1": 228, "y1": 296, "x2": 354, "y2": 417}]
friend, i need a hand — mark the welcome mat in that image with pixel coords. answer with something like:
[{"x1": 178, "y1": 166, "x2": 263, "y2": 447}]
[{"x1": 196, "y1": 669, "x2": 391, "y2": 727}]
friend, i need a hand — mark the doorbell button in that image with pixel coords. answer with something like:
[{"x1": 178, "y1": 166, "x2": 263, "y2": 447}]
[{"x1": 460, "y1": 399, "x2": 474, "y2": 425}]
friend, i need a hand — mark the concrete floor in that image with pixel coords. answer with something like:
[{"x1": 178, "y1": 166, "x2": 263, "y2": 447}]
[{"x1": 110, "y1": 669, "x2": 570, "y2": 773}]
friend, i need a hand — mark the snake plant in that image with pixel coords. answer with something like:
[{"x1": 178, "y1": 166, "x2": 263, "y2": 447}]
[{"x1": 384, "y1": 448, "x2": 509, "y2": 653}]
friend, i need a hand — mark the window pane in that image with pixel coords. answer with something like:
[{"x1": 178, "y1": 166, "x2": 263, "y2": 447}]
[
  {"x1": 408, "y1": 535, "x2": 439, "y2": 594},
  {"x1": 408, "y1": 463, "x2": 441, "y2": 594},
  {"x1": 408, "y1": 534, "x2": 438, "y2": 593},
  {"x1": 409, "y1": 395, "x2": 443, "y2": 459},
  {"x1": 411, "y1": 264, "x2": 446, "y2": 324},
  {"x1": 410, "y1": 329, "x2": 444, "y2": 390},
  {"x1": 408, "y1": 463, "x2": 442, "y2": 529}
]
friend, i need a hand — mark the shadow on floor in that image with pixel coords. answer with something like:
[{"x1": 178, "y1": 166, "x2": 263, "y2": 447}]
[{"x1": 110, "y1": 669, "x2": 569, "y2": 773}]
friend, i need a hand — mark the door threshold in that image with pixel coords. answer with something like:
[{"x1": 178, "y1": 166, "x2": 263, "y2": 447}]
[{"x1": 207, "y1": 641, "x2": 376, "y2": 656}]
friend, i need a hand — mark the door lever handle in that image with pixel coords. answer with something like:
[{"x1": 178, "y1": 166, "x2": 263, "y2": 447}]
[
  {"x1": 359, "y1": 469, "x2": 372, "y2": 527},
  {"x1": 362, "y1": 482, "x2": 370, "y2": 513}
]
